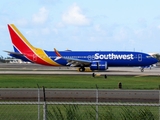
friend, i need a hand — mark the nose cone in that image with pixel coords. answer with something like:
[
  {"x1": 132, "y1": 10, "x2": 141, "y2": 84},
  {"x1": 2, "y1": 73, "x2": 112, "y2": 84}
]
[{"x1": 152, "y1": 58, "x2": 158, "y2": 64}]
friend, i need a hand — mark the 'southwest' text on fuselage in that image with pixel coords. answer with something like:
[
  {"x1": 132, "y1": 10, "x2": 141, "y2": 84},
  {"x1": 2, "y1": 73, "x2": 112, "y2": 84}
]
[{"x1": 94, "y1": 53, "x2": 134, "y2": 60}]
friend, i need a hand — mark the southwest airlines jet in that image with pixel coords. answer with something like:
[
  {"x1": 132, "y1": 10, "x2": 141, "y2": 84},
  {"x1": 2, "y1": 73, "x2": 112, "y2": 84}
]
[{"x1": 6, "y1": 24, "x2": 158, "y2": 72}]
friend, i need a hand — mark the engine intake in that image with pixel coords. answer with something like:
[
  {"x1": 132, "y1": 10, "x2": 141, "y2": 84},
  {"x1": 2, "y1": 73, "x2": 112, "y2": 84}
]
[{"x1": 90, "y1": 61, "x2": 107, "y2": 70}]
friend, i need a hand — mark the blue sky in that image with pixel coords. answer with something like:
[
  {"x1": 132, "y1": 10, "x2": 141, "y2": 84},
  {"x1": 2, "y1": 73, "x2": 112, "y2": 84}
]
[{"x1": 1, "y1": 0, "x2": 160, "y2": 57}]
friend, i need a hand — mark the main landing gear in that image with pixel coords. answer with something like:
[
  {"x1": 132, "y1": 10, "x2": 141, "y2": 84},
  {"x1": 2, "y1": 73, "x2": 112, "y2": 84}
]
[
  {"x1": 79, "y1": 67, "x2": 85, "y2": 72},
  {"x1": 140, "y1": 67, "x2": 144, "y2": 72}
]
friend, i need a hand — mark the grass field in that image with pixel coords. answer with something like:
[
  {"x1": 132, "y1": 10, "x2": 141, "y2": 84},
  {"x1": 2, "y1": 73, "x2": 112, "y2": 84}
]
[
  {"x1": 0, "y1": 104, "x2": 159, "y2": 120},
  {"x1": 0, "y1": 74, "x2": 159, "y2": 89},
  {"x1": 0, "y1": 74, "x2": 159, "y2": 119}
]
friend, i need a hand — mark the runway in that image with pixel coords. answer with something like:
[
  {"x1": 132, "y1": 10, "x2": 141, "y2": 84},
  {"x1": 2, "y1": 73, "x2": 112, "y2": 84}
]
[
  {"x1": 0, "y1": 88, "x2": 159, "y2": 103},
  {"x1": 0, "y1": 63, "x2": 159, "y2": 103},
  {"x1": 0, "y1": 63, "x2": 160, "y2": 76}
]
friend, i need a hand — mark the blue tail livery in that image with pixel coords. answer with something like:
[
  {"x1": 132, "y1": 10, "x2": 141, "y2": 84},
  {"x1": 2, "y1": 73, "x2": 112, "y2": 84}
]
[{"x1": 6, "y1": 24, "x2": 158, "y2": 72}]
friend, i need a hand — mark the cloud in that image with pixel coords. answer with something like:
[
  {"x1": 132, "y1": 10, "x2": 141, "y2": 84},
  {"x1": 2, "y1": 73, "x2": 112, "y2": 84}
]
[
  {"x1": 158, "y1": 25, "x2": 160, "y2": 29},
  {"x1": 32, "y1": 7, "x2": 49, "y2": 24},
  {"x1": 62, "y1": 3, "x2": 90, "y2": 26},
  {"x1": 41, "y1": 27, "x2": 50, "y2": 35},
  {"x1": 137, "y1": 18, "x2": 147, "y2": 28},
  {"x1": 110, "y1": 27, "x2": 130, "y2": 42},
  {"x1": 15, "y1": 18, "x2": 28, "y2": 26}
]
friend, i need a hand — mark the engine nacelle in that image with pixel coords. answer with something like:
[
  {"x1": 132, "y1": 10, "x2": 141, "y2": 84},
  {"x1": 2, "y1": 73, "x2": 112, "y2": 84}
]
[{"x1": 90, "y1": 61, "x2": 107, "y2": 70}]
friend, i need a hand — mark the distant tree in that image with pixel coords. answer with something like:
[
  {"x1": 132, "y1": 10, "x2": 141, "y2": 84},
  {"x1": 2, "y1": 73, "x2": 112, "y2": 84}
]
[
  {"x1": 0, "y1": 56, "x2": 14, "y2": 63},
  {"x1": 0, "y1": 56, "x2": 5, "y2": 63}
]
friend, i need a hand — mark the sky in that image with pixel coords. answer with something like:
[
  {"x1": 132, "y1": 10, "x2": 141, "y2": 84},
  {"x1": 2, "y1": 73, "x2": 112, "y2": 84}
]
[{"x1": 1, "y1": 0, "x2": 160, "y2": 57}]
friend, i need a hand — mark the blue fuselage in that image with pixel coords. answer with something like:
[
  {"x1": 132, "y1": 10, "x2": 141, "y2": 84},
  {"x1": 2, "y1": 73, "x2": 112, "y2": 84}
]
[
  {"x1": 10, "y1": 49, "x2": 158, "y2": 67},
  {"x1": 44, "y1": 51, "x2": 157, "y2": 67}
]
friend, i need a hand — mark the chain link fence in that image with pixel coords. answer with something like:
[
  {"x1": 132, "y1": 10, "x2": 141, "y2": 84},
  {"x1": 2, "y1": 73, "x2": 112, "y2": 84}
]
[
  {"x1": 0, "y1": 87, "x2": 159, "y2": 120},
  {"x1": 0, "y1": 102, "x2": 159, "y2": 120}
]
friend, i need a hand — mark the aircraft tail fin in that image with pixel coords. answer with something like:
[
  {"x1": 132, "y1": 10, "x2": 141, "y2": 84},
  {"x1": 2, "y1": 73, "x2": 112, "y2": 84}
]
[
  {"x1": 8, "y1": 24, "x2": 35, "y2": 54},
  {"x1": 7, "y1": 24, "x2": 60, "y2": 66}
]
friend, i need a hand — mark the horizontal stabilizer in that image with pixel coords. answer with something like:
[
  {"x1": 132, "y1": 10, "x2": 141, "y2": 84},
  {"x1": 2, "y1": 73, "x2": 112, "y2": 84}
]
[{"x1": 4, "y1": 50, "x2": 24, "y2": 56}]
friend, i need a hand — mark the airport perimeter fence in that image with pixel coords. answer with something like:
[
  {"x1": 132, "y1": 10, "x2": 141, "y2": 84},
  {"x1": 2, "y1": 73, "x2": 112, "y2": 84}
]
[
  {"x1": 0, "y1": 102, "x2": 159, "y2": 120},
  {"x1": 0, "y1": 86, "x2": 160, "y2": 120}
]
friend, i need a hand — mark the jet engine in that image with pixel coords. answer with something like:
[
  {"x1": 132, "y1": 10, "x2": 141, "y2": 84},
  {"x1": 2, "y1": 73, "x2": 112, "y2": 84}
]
[{"x1": 90, "y1": 61, "x2": 107, "y2": 70}]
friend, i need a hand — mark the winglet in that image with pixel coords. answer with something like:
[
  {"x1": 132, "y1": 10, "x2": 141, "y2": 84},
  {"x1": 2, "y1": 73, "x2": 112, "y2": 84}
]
[{"x1": 54, "y1": 48, "x2": 62, "y2": 57}]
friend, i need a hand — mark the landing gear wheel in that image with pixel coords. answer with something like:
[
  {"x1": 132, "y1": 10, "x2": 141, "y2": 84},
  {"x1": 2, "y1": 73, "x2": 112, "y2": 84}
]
[
  {"x1": 79, "y1": 67, "x2": 85, "y2": 72},
  {"x1": 141, "y1": 68, "x2": 144, "y2": 72}
]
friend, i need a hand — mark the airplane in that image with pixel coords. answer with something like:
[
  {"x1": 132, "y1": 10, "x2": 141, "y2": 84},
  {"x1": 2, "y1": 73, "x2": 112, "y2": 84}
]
[{"x1": 5, "y1": 24, "x2": 158, "y2": 72}]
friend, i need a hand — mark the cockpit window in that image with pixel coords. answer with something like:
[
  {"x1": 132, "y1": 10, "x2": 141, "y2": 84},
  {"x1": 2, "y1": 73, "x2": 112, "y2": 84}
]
[{"x1": 146, "y1": 56, "x2": 153, "y2": 58}]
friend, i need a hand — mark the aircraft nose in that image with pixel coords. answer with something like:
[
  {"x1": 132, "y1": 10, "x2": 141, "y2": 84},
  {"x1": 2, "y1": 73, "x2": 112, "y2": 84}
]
[{"x1": 152, "y1": 58, "x2": 158, "y2": 64}]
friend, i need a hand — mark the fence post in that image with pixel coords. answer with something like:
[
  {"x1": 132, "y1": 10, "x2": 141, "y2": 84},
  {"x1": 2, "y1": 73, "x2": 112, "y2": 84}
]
[
  {"x1": 43, "y1": 86, "x2": 47, "y2": 120},
  {"x1": 37, "y1": 84, "x2": 40, "y2": 120},
  {"x1": 96, "y1": 84, "x2": 99, "y2": 120},
  {"x1": 159, "y1": 85, "x2": 160, "y2": 120}
]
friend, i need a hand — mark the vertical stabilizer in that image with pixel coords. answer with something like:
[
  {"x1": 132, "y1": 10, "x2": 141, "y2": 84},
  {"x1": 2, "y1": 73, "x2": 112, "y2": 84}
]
[
  {"x1": 7, "y1": 24, "x2": 60, "y2": 66},
  {"x1": 8, "y1": 24, "x2": 34, "y2": 53}
]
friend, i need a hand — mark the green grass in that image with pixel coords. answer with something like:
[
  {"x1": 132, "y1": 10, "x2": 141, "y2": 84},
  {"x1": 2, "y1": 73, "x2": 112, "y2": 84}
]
[
  {"x1": 0, "y1": 74, "x2": 159, "y2": 89},
  {"x1": 47, "y1": 105, "x2": 159, "y2": 120},
  {"x1": 0, "y1": 105, "x2": 42, "y2": 120},
  {"x1": 0, "y1": 104, "x2": 158, "y2": 120}
]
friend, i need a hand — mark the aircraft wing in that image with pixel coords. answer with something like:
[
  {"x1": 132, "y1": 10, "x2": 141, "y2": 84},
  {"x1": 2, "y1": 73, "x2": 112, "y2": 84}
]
[
  {"x1": 54, "y1": 48, "x2": 91, "y2": 67},
  {"x1": 63, "y1": 58, "x2": 91, "y2": 66},
  {"x1": 4, "y1": 51, "x2": 24, "y2": 56}
]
